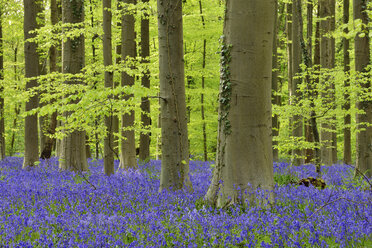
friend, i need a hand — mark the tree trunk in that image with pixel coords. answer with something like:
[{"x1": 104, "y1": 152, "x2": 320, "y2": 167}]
[
  {"x1": 343, "y1": 0, "x2": 351, "y2": 165},
  {"x1": 304, "y1": 0, "x2": 315, "y2": 164},
  {"x1": 157, "y1": 0, "x2": 193, "y2": 192},
  {"x1": 199, "y1": 0, "x2": 208, "y2": 162},
  {"x1": 113, "y1": 0, "x2": 121, "y2": 158},
  {"x1": 119, "y1": 0, "x2": 137, "y2": 169},
  {"x1": 272, "y1": 0, "x2": 279, "y2": 162},
  {"x1": 59, "y1": 0, "x2": 88, "y2": 172},
  {"x1": 89, "y1": 0, "x2": 100, "y2": 160},
  {"x1": 291, "y1": 0, "x2": 304, "y2": 166},
  {"x1": 37, "y1": 1, "x2": 47, "y2": 155},
  {"x1": 205, "y1": 0, "x2": 275, "y2": 208},
  {"x1": 10, "y1": 45, "x2": 20, "y2": 156},
  {"x1": 354, "y1": 0, "x2": 371, "y2": 178},
  {"x1": 319, "y1": 0, "x2": 336, "y2": 166},
  {"x1": 103, "y1": 0, "x2": 115, "y2": 175},
  {"x1": 23, "y1": 0, "x2": 40, "y2": 169},
  {"x1": 0, "y1": 9, "x2": 5, "y2": 160},
  {"x1": 40, "y1": 0, "x2": 61, "y2": 159},
  {"x1": 139, "y1": 0, "x2": 151, "y2": 162}
]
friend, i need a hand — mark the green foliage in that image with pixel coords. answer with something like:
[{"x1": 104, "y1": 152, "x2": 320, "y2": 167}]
[{"x1": 274, "y1": 173, "x2": 299, "y2": 186}]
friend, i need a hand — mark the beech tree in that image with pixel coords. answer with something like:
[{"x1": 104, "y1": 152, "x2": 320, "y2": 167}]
[
  {"x1": 59, "y1": 0, "x2": 88, "y2": 171},
  {"x1": 40, "y1": 0, "x2": 61, "y2": 160},
  {"x1": 23, "y1": 0, "x2": 40, "y2": 169},
  {"x1": 291, "y1": 0, "x2": 303, "y2": 165},
  {"x1": 103, "y1": 0, "x2": 114, "y2": 175},
  {"x1": 319, "y1": 0, "x2": 336, "y2": 165},
  {"x1": 354, "y1": 0, "x2": 371, "y2": 177},
  {"x1": 157, "y1": 0, "x2": 193, "y2": 192},
  {"x1": 205, "y1": 0, "x2": 275, "y2": 207},
  {"x1": 119, "y1": 0, "x2": 137, "y2": 169},
  {"x1": 139, "y1": 0, "x2": 151, "y2": 162},
  {"x1": 343, "y1": 0, "x2": 351, "y2": 165}
]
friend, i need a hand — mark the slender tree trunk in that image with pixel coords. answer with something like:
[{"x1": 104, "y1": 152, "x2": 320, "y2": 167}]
[
  {"x1": 23, "y1": 0, "x2": 40, "y2": 169},
  {"x1": 0, "y1": 9, "x2": 5, "y2": 160},
  {"x1": 205, "y1": 0, "x2": 275, "y2": 208},
  {"x1": 354, "y1": 0, "x2": 371, "y2": 178},
  {"x1": 103, "y1": 0, "x2": 115, "y2": 175},
  {"x1": 139, "y1": 0, "x2": 151, "y2": 162},
  {"x1": 119, "y1": 0, "x2": 137, "y2": 169},
  {"x1": 343, "y1": 0, "x2": 351, "y2": 165},
  {"x1": 89, "y1": 0, "x2": 100, "y2": 160},
  {"x1": 286, "y1": 3, "x2": 293, "y2": 158},
  {"x1": 37, "y1": 2, "x2": 48, "y2": 155},
  {"x1": 113, "y1": 0, "x2": 121, "y2": 158},
  {"x1": 59, "y1": 0, "x2": 88, "y2": 172},
  {"x1": 272, "y1": 0, "x2": 279, "y2": 162},
  {"x1": 157, "y1": 0, "x2": 193, "y2": 192},
  {"x1": 291, "y1": 0, "x2": 304, "y2": 166},
  {"x1": 54, "y1": 0, "x2": 63, "y2": 158},
  {"x1": 304, "y1": 1, "x2": 315, "y2": 164},
  {"x1": 313, "y1": 2, "x2": 322, "y2": 174},
  {"x1": 40, "y1": 0, "x2": 61, "y2": 159},
  {"x1": 199, "y1": 0, "x2": 208, "y2": 161},
  {"x1": 319, "y1": 0, "x2": 336, "y2": 165},
  {"x1": 10, "y1": 46, "x2": 20, "y2": 156}
]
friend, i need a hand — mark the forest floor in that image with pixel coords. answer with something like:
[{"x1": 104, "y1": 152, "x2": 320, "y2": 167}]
[{"x1": 0, "y1": 157, "x2": 371, "y2": 247}]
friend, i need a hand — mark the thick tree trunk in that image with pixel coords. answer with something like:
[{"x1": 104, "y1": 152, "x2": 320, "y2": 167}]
[
  {"x1": 319, "y1": 0, "x2": 336, "y2": 166},
  {"x1": 205, "y1": 0, "x2": 275, "y2": 208},
  {"x1": 139, "y1": 0, "x2": 151, "y2": 162},
  {"x1": 157, "y1": 0, "x2": 193, "y2": 192},
  {"x1": 103, "y1": 0, "x2": 115, "y2": 175},
  {"x1": 119, "y1": 0, "x2": 137, "y2": 169},
  {"x1": 59, "y1": 0, "x2": 88, "y2": 172},
  {"x1": 354, "y1": 0, "x2": 371, "y2": 178},
  {"x1": 0, "y1": 9, "x2": 5, "y2": 160},
  {"x1": 199, "y1": 0, "x2": 208, "y2": 162},
  {"x1": 343, "y1": 0, "x2": 351, "y2": 165},
  {"x1": 23, "y1": 0, "x2": 40, "y2": 169},
  {"x1": 291, "y1": 0, "x2": 304, "y2": 166}
]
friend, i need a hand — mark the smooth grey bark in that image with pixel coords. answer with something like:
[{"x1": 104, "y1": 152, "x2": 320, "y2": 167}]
[
  {"x1": 319, "y1": 0, "x2": 337, "y2": 165},
  {"x1": 354, "y1": 0, "x2": 371, "y2": 178},
  {"x1": 23, "y1": 0, "x2": 40, "y2": 169},
  {"x1": 157, "y1": 0, "x2": 193, "y2": 192},
  {"x1": 343, "y1": 0, "x2": 351, "y2": 165},
  {"x1": 119, "y1": 0, "x2": 137, "y2": 169},
  {"x1": 291, "y1": 0, "x2": 304, "y2": 166},
  {"x1": 103, "y1": 0, "x2": 115, "y2": 175},
  {"x1": 0, "y1": 8, "x2": 5, "y2": 160},
  {"x1": 59, "y1": 0, "x2": 88, "y2": 172},
  {"x1": 205, "y1": 0, "x2": 275, "y2": 208},
  {"x1": 139, "y1": 0, "x2": 151, "y2": 162}
]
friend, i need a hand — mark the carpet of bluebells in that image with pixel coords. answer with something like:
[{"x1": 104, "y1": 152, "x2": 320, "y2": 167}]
[{"x1": 0, "y1": 157, "x2": 371, "y2": 247}]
